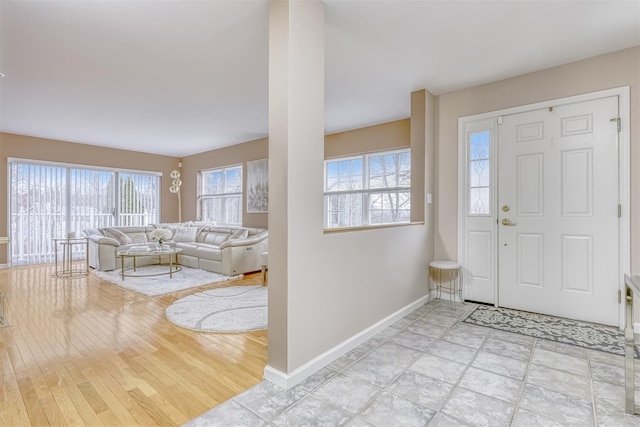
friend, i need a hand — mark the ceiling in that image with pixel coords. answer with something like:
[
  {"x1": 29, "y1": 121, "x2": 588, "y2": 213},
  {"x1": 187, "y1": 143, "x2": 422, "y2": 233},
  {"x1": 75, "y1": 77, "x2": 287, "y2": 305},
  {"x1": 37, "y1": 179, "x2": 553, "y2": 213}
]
[{"x1": 1, "y1": 0, "x2": 638, "y2": 157}]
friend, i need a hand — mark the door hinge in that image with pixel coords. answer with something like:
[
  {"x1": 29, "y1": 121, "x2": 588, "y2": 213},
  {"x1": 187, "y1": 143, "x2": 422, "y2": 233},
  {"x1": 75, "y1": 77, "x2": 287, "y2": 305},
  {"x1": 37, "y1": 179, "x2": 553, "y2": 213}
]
[
  {"x1": 618, "y1": 204, "x2": 622, "y2": 218},
  {"x1": 618, "y1": 289, "x2": 622, "y2": 304},
  {"x1": 610, "y1": 117, "x2": 621, "y2": 132}
]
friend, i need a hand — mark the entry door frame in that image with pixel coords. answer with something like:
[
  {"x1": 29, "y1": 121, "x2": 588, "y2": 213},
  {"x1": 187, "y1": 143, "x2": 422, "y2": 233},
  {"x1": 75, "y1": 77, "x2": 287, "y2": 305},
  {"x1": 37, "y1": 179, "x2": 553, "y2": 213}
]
[{"x1": 457, "y1": 86, "x2": 630, "y2": 328}]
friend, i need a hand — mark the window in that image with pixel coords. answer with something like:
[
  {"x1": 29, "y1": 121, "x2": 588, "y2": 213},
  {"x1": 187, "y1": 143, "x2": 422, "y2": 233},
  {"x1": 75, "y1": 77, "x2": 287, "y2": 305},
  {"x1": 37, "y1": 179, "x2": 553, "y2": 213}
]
[
  {"x1": 198, "y1": 165, "x2": 242, "y2": 225},
  {"x1": 468, "y1": 131, "x2": 491, "y2": 215},
  {"x1": 9, "y1": 159, "x2": 160, "y2": 266},
  {"x1": 324, "y1": 149, "x2": 411, "y2": 229}
]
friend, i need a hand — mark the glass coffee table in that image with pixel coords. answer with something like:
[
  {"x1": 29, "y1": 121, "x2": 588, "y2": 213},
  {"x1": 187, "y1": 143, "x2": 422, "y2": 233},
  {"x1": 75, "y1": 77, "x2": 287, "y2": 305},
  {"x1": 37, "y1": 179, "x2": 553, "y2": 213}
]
[{"x1": 116, "y1": 247, "x2": 182, "y2": 281}]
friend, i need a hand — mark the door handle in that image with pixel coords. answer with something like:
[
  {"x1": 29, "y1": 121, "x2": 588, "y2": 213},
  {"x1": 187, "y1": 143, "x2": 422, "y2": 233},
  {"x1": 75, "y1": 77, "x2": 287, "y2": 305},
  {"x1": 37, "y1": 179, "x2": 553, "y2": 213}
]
[{"x1": 502, "y1": 218, "x2": 517, "y2": 226}]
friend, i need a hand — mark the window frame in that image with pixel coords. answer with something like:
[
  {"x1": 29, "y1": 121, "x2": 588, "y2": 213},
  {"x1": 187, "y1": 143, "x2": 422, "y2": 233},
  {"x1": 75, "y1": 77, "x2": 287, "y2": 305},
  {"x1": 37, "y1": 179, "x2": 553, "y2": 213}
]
[
  {"x1": 323, "y1": 148, "x2": 411, "y2": 230},
  {"x1": 197, "y1": 164, "x2": 243, "y2": 225}
]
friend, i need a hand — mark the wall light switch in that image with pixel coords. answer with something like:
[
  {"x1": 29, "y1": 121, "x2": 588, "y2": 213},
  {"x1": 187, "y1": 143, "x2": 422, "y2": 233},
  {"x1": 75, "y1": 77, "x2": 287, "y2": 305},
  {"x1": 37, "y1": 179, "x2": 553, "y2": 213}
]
[{"x1": 426, "y1": 193, "x2": 432, "y2": 204}]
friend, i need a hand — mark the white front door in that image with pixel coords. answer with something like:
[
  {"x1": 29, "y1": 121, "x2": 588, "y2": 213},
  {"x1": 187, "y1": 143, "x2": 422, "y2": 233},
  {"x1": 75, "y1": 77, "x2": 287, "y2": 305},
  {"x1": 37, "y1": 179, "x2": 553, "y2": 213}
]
[{"x1": 497, "y1": 96, "x2": 620, "y2": 325}]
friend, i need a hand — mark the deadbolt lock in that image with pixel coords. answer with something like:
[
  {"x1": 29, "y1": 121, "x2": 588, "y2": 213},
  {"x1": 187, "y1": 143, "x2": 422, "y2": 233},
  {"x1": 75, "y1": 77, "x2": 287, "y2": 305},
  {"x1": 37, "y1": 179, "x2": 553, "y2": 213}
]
[{"x1": 502, "y1": 205, "x2": 510, "y2": 212}]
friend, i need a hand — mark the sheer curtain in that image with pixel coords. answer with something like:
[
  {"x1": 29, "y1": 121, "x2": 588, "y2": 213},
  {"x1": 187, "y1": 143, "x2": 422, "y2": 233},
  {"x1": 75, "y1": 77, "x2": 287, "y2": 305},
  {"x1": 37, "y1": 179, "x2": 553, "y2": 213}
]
[{"x1": 9, "y1": 159, "x2": 160, "y2": 266}]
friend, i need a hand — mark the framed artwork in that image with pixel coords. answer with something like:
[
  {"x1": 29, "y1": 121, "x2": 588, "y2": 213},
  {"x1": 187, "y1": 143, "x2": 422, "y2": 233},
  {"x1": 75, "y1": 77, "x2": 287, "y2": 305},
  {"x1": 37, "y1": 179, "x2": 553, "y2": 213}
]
[{"x1": 247, "y1": 158, "x2": 268, "y2": 213}]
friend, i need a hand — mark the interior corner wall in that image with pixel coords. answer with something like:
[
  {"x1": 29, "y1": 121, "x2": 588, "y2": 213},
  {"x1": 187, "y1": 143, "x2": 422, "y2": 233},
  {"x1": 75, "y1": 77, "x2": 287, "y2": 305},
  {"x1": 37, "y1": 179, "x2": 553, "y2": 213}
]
[
  {"x1": 0, "y1": 132, "x2": 181, "y2": 265},
  {"x1": 435, "y1": 46, "x2": 640, "y2": 276},
  {"x1": 180, "y1": 137, "x2": 269, "y2": 228},
  {"x1": 411, "y1": 91, "x2": 426, "y2": 223},
  {"x1": 425, "y1": 90, "x2": 437, "y2": 263}
]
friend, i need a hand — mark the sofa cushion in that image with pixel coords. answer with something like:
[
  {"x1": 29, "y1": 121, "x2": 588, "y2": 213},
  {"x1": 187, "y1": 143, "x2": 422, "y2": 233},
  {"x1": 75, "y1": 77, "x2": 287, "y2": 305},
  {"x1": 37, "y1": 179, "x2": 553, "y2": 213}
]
[
  {"x1": 195, "y1": 245, "x2": 222, "y2": 262},
  {"x1": 197, "y1": 230, "x2": 233, "y2": 246},
  {"x1": 174, "y1": 242, "x2": 200, "y2": 257},
  {"x1": 130, "y1": 234, "x2": 148, "y2": 244},
  {"x1": 100, "y1": 227, "x2": 133, "y2": 245},
  {"x1": 198, "y1": 231, "x2": 230, "y2": 246},
  {"x1": 173, "y1": 226, "x2": 199, "y2": 242}
]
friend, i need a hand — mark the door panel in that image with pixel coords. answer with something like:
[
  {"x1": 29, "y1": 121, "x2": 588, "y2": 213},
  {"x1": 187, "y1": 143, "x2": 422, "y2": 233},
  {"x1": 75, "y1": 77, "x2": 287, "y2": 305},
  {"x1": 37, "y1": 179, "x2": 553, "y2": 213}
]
[
  {"x1": 562, "y1": 149, "x2": 592, "y2": 215},
  {"x1": 517, "y1": 154, "x2": 543, "y2": 215},
  {"x1": 562, "y1": 234, "x2": 592, "y2": 293},
  {"x1": 517, "y1": 233, "x2": 543, "y2": 287},
  {"x1": 498, "y1": 96, "x2": 619, "y2": 326},
  {"x1": 468, "y1": 231, "x2": 492, "y2": 281}
]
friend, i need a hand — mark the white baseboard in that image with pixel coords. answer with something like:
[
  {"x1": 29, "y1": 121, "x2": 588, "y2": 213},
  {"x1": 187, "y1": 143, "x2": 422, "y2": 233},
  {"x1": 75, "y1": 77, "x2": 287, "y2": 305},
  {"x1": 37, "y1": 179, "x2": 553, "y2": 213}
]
[
  {"x1": 263, "y1": 294, "x2": 430, "y2": 389},
  {"x1": 0, "y1": 264, "x2": 8, "y2": 270}
]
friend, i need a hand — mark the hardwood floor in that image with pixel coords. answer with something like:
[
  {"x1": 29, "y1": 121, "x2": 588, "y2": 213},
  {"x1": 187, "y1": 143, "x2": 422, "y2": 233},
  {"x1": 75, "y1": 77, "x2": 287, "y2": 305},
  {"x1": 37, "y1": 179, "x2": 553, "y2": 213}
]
[{"x1": 0, "y1": 263, "x2": 267, "y2": 426}]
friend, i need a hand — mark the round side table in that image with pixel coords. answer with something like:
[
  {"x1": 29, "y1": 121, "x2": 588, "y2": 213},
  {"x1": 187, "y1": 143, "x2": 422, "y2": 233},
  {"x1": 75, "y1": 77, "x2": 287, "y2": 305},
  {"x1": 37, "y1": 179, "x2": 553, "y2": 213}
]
[{"x1": 53, "y1": 237, "x2": 89, "y2": 278}]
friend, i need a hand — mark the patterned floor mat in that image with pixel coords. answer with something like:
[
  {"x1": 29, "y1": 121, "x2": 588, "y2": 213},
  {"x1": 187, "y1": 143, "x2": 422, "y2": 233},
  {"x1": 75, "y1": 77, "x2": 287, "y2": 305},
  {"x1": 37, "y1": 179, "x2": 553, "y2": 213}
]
[{"x1": 463, "y1": 305, "x2": 640, "y2": 358}]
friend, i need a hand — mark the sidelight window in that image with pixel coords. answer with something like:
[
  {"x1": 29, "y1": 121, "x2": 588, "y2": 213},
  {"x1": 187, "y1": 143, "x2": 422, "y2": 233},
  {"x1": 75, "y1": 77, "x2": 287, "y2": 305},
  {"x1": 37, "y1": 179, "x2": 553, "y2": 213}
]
[{"x1": 468, "y1": 131, "x2": 491, "y2": 216}]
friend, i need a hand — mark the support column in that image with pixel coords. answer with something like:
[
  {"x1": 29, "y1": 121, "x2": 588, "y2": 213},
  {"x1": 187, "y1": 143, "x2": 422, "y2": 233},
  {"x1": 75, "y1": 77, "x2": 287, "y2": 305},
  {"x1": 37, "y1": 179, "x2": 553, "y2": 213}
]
[
  {"x1": 410, "y1": 90, "x2": 426, "y2": 223},
  {"x1": 266, "y1": 0, "x2": 325, "y2": 381}
]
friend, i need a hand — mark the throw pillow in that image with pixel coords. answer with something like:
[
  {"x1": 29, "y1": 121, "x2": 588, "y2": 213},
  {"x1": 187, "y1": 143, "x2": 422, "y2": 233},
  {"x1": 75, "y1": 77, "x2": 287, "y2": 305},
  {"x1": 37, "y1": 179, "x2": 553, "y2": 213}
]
[
  {"x1": 83, "y1": 228, "x2": 100, "y2": 237},
  {"x1": 131, "y1": 235, "x2": 147, "y2": 244},
  {"x1": 173, "y1": 226, "x2": 199, "y2": 242},
  {"x1": 100, "y1": 227, "x2": 133, "y2": 245},
  {"x1": 159, "y1": 226, "x2": 177, "y2": 239}
]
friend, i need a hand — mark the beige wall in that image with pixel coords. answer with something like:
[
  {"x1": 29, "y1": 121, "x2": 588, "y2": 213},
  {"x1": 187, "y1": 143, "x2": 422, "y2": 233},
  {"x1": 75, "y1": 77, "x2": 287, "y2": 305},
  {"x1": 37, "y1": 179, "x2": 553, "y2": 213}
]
[
  {"x1": 0, "y1": 132, "x2": 180, "y2": 265},
  {"x1": 326, "y1": 119, "x2": 410, "y2": 157},
  {"x1": 435, "y1": 46, "x2": 640, "y2": 284},
  {"x1": 325, "y1": 119, "x2": 409, "y2": 158},
  {"x1": 181, "y1": 138, "x2": 269, "y2": 228}
]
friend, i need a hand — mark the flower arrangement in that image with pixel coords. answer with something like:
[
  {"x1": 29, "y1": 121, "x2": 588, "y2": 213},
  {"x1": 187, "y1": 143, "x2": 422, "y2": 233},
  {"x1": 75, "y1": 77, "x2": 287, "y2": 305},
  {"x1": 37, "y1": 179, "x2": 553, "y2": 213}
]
[{"x1": 150, "y1": 228, "x2": 173, "y2": 245}]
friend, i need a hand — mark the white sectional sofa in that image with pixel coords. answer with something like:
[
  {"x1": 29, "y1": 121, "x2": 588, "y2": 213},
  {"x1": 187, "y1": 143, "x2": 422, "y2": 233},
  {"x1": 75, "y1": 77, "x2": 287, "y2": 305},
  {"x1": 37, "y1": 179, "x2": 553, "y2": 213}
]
[{"x1": 85, "y1": 223, "x2": 268, "y2": 276}]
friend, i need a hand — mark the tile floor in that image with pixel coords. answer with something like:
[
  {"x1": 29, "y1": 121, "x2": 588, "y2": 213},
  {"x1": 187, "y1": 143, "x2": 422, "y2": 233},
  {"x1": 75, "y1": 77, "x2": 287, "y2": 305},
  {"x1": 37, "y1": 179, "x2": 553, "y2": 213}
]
[{"x1": 185, "y1": 299, "x2": 640, "y2": 427}]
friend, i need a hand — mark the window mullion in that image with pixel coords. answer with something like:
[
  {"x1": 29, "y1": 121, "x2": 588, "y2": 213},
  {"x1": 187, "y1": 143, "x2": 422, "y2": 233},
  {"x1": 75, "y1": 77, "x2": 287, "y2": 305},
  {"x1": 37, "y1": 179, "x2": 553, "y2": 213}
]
[
  {"x1": 114, "y1": 172, "x2": 120, "y2": 226},
  {"x1": 362, "y1": 154, "x2": 369, "y2": 225}
]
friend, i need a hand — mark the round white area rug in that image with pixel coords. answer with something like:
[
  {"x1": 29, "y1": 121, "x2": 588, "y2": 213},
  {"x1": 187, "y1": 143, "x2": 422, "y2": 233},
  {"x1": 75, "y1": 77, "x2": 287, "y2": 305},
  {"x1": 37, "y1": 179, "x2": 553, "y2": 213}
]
[{"x1": 166, "y1": 285, "x2": 267, "y2": 333}]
